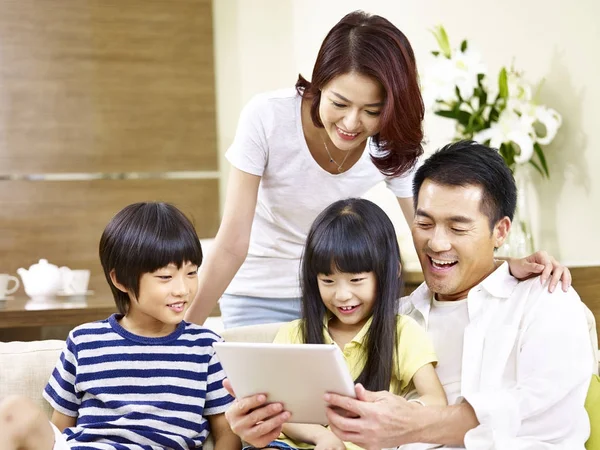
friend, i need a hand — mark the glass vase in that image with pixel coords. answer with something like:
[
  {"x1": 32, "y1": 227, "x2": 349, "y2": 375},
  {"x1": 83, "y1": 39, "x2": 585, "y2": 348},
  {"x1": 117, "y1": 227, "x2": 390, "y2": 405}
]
[{"x1": 496, "y1": 169, "x2": 535, "y2": 258}]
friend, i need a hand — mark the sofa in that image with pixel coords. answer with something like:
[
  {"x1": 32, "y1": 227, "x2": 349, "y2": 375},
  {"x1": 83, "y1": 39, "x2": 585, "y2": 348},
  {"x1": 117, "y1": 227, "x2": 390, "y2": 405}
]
[
  {"x1": 0, "y1": 322, "x2": 283, "y2": 450},
  {"x1": 0, "y1": 319, "x2": 598, "y2": 450}
]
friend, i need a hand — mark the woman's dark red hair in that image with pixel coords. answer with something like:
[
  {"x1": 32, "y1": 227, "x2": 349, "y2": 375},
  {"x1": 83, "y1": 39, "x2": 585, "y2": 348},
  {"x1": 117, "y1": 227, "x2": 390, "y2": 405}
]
[{"x1": 296, "y1": 11, "x2": 424, "y2": 177}]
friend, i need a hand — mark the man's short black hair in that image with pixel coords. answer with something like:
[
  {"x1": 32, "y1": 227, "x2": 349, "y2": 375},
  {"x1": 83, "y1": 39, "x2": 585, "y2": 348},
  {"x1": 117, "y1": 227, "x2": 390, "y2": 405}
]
[{"x1": 413, "y1": 140, "x2": 517, "y2": 230}]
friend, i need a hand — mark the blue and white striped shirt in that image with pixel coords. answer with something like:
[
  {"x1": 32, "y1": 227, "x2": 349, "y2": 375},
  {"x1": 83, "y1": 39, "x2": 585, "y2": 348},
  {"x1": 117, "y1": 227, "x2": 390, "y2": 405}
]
[{"x1": 43, "y1": 314, "x2": 234, "y2": 449}]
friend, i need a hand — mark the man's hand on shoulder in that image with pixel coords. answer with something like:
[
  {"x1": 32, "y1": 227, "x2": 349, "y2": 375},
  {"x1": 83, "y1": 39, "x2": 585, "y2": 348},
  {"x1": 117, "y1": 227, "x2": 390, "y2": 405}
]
[{"x1": 324, "y1": 383, "x2": 424, "y2": 449}]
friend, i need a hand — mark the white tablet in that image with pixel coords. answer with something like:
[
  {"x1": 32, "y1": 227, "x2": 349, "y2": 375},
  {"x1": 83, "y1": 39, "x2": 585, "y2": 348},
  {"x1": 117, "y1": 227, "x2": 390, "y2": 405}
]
[{"x1": 213, "y1": 342, "x2": 356, "y2": 424}]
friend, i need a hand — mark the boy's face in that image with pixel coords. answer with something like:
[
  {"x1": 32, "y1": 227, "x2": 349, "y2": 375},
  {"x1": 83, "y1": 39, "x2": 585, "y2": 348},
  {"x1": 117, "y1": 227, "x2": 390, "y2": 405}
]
[{"x1": 126, "y1": 262, "x2": 199, "y2": 333}]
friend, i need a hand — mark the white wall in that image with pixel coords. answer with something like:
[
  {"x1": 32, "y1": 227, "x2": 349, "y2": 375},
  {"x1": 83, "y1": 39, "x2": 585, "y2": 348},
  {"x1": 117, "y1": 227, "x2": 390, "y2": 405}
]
[{"x1": 213, "y1": 0, "x2": 600, "y2": 266}]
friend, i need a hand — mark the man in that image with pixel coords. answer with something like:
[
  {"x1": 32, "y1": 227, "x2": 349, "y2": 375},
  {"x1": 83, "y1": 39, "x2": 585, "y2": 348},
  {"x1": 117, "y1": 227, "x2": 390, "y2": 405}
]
[
  {"x1": 224, "y1": 141, "x2": 594, "y2": 449},
  {"x1": 322, "y1": 141, "x2": 594, "y2": 449}
]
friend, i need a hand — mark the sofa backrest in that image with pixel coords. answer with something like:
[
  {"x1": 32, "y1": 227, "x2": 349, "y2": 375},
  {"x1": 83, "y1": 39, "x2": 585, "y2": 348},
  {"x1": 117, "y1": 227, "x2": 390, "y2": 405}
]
[
  {"x1": 0, "y1": 339, "x2": 65, "y2": 418},
  {"x1": 0, "y1": 322, "x2": 283, "y2": 450}
]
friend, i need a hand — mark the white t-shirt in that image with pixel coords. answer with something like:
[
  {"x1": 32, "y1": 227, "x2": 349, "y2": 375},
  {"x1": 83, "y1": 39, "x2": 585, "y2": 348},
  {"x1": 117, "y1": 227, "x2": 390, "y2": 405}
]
[
  {"x1": 225, "y1": 89, "x2": 415, "y2": 298},
  {"x1": 428, "y1": 297, "x2": 469, "y2": 405}
]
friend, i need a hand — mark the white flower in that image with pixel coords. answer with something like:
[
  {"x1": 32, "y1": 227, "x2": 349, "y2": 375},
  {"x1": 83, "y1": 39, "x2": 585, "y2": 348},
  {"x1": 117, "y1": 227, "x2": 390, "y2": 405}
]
[
  {"x1": 507, "y1": 70, "x2": 532, "y2": 103},
  {"x1": 532, "y1": 105, "x2": 562, "y2": 145},
  {"x1": 421, "y1": 56, "x2": 458, "y2": 109},
  {"x1": 474, "y1": 108, "x2": 535, "y2": 164},
  {"x1": 421, "y1": 47, "x2": 487, "y2": 111},
  {"x1": 451, "y1": 48, "x2": 487, "y2": 100}
]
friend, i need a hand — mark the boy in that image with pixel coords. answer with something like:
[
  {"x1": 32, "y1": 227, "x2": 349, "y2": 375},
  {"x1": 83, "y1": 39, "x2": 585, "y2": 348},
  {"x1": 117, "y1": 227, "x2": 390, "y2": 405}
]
[{"x1": 0, "y1": 202, "x2": 240, "y2": 450}]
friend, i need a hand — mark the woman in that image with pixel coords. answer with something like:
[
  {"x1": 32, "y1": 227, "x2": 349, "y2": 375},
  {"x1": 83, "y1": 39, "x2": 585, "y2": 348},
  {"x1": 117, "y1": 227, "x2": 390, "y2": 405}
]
[{"x1": 186, "y1": 10, "x2": 569, "y2": 329}]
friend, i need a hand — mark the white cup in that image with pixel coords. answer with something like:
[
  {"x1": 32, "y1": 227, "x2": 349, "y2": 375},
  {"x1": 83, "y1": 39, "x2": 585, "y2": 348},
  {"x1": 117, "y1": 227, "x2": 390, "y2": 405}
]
[
  {"x1": 61, "y1": 269, "x2": 90, "y2": 295},
  {"x1": 0, "y1": 274, "x2": 20, "y2": 299}
]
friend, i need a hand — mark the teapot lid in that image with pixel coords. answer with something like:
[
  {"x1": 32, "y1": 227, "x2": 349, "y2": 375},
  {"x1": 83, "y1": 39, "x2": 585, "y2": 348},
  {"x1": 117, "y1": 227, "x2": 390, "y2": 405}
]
[{"x1": 28, "y1": 259, "x2": 59, "y2": 273}]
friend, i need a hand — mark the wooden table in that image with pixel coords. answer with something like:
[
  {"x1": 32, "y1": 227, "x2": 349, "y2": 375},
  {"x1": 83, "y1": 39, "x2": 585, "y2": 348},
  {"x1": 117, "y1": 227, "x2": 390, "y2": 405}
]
[{"x1": 0, "y1": 295, "x2": 117, "y2": 330}]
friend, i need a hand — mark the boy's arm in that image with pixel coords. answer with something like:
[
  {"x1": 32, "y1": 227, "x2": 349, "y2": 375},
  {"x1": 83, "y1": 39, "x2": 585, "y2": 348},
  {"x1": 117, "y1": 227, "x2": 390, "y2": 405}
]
[
  {"x1": 207, "y1": 413, "x2": 242, "y2": 450},
  {"x1": 282, "y1": 423, "x2": 345, "y2": 449},
  {"x1": 50, "y1": 410, "x2": 76, "y2": 432}
]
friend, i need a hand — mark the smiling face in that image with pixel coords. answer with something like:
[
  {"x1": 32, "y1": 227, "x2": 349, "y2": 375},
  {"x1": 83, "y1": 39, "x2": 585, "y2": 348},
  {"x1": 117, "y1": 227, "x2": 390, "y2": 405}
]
[
  {"x1": 112, "y1": 262, "x2": 199, "y2": 336},
  {"x1": 317, "y1": 269, "x2": 377, "y2": 333},
  {"x1": 412, "y1": 180, "x2": 510, "y2": 301},
  {"x1": 318, "y1": 72, "x2": 384, "y2": 152}
]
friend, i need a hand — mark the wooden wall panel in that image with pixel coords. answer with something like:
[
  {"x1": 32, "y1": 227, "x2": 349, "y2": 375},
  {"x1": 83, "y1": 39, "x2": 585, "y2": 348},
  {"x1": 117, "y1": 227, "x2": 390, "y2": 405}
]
[
  {"x1": 0, "y1": 179, "x2": 219, "y2": 297},
  {"x1": 0, "y1": 0, "x2": 216, "y2": 174}
]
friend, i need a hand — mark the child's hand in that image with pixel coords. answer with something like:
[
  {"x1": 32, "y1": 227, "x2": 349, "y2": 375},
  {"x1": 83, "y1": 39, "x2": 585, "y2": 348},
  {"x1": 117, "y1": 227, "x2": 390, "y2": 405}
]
[{"x1": 314, "y1": 432, "x2": 346, "y2": 450}]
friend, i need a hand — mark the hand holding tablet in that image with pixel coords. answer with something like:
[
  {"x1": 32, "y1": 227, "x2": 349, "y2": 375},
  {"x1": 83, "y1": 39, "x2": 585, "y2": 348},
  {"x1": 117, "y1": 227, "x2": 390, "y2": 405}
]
[{"x1": 213, "y1": 342, "x2": 356, "y2": 424}]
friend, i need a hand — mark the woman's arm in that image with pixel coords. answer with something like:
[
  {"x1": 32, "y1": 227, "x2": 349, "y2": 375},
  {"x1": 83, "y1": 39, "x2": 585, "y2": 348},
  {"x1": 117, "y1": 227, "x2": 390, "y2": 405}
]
[
  {"x1": 208, "y1": 413, "x2": 242, "y2": 450},
  {"x1": 502, "y1": 251, "x2": 572, "y2": 292},
  {"x1": 397, "y1": 196, "x2": 415, "y2": 224},
  {"x1": 50, "y1": 410, "x2": 76, "y2": 432},
  {"x1": 411, "y1": 363, "x2": 447, "y2": 406},
  {"x1": 185, "y1": 167, "x2": 261, "y2": 325}
]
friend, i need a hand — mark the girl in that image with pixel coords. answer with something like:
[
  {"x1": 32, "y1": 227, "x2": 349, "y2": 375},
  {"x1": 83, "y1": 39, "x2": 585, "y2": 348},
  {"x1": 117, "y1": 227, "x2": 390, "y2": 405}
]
[
  {"x1": 185, "y1": 10, "x2": 570, "y2": 329},
  {"x1": 252, "y1": 198, "x2": 447, "y2": 450}
]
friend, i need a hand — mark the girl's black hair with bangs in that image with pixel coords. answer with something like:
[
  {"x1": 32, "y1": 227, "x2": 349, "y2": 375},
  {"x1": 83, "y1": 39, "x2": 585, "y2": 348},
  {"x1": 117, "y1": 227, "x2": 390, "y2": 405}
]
[
  {"x1": 99, "y1": 202, "x2": 203, "y2": 315},
  {"x1": 300, "y1": 198, "x2": 402, "y2": 392}
]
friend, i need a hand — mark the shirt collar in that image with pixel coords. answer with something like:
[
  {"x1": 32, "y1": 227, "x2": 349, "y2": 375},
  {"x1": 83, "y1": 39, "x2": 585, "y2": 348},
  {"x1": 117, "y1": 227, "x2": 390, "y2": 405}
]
[
  {"x1": 402, "y1": 261, "x2": 518, "y2": 313},
  {"x1": 322, "y1": 313, "x2": 374, "y2": 346},
  {"x1": 478, "y1": 261, "x2": 519, "y2": 298}
]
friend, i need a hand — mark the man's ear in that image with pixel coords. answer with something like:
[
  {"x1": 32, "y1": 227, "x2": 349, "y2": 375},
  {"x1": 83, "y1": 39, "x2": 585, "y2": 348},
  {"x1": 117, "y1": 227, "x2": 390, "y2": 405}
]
[
  {"x1": 398, "y1": 261, "x2": 403, "y2": 278},
  {"x1": 493, "y1": 217, "x2": 512, "y2": 248},
  {"x1": 109, "y1": 269, "x2": 128, "y2": 293}
]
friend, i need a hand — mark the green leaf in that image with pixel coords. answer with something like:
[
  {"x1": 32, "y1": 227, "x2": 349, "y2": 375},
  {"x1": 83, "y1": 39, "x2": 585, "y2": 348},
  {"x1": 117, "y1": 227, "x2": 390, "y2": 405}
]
[
  {"x1": 435, "y1": 110, "x2": 458, "y2": 119},
  {"x1": 529, "y1": 159, "x2": 545, "y2": 178},
  {"x1": 431, "y1": 51, "x2": 440, "y2": 56},
  {"x1": 460, "y1": 40, "x2": 468, "y2": 52},
  {"x1": 498, "y1": 67, "x2": 509, "y2": 99},
  {"x1": 489, "y1": 107, "x2": 500, "y2": 123},
  {"x1": 455, "y1": 86, "x2": 463, "y2": 103},
  {"x1": 456, "y1": 110, "x2": 471, "y2": 127},
  {"x1": 431, "y1": 25, "x2": 452, "y2": 58},
  {"x1": 533, "y1": 143, "x2": 550, "y2": 178}
]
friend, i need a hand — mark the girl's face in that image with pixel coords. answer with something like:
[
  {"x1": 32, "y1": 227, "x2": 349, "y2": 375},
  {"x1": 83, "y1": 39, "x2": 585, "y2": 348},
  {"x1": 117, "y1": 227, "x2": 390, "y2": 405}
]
[
  {"x1": 317, "y1": 269, "x2": 377, "y2": 333},
  {"x1": 319, "y1": 72, "x2": 384, "y2": 152},
  {"x1": 117, "y1": 262, "x2": 199, "y2": 336}
]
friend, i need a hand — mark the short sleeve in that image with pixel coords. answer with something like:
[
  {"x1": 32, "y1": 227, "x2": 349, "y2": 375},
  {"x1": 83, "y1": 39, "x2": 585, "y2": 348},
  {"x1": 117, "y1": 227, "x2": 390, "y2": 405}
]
[
  {"x1": 42, "y1": 335, "x2": 80, "y2": 417},
  {"x1": 383, "y1": 164, "x2": 417, "y2": 198},
  {"x1": 225, "y1": 94, "x2": 270, "y2": 177},
  {"x1": 395, "y1": 315, "x2": 438, "y2": 390},
  {"x1": 272, "y1": 320, "x2": 303, "y2": 344},
  {"x1": 204, "y1": 337, "x2": 236, "y2": 416}
]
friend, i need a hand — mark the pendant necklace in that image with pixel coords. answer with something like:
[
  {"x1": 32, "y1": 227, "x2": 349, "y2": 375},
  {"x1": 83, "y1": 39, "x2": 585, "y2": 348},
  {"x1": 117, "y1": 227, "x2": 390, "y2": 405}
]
[{"x1": 323, "y1": 138, "x2": 352, "y2": 173}]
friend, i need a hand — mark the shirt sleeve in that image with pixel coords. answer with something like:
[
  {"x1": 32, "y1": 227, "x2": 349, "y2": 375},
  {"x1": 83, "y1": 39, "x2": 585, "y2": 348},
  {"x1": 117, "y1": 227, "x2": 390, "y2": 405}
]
[
  {"x1": 204, "y1": 336, "x2": 236, "y2": 416},
  {"x1": 395, "y1": 315, "x2": 438, "y2": 391},
  {"x1": 225, "y1": 94, "x2": 270, "y2": 177},
  {"x1": 462, "y1": 288, "x2": 593, "y2": 448},
  {"x1": 42, "y1": 334, "x2": 80, "y2": 417},
  {"x1": 377, "y1": 147, "x2": 421, "y2": 198},
  {"x1": 272, "y1": 320, "x2": 303, "y2": 344}
]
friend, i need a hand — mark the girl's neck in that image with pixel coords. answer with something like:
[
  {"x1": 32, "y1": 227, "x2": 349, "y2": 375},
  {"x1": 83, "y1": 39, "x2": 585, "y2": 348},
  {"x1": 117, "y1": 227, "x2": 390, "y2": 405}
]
[{"x1": 327, "y1": 318, "x2": 365, "y2": 350}]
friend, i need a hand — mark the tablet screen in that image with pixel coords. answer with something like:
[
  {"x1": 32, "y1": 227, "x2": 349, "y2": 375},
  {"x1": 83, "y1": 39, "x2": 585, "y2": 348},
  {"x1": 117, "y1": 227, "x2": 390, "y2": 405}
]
[{"x1": 213, "y1": 342, "x2": 356, "y2": 424}]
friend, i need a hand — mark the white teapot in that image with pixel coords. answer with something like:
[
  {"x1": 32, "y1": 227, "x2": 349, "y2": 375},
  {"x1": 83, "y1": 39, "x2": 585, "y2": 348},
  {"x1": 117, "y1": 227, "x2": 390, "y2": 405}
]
[{"x1": 17, "y1": 259, "x2": 63, "y2": 298}]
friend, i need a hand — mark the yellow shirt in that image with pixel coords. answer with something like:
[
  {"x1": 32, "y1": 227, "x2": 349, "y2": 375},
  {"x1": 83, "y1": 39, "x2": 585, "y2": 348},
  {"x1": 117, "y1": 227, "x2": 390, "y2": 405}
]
[{"x1": 272, "y1": 315, "x2": 438, "y2": 450}]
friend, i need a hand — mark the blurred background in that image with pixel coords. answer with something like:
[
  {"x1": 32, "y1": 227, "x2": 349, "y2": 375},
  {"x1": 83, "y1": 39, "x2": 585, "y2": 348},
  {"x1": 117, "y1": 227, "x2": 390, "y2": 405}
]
[{"x1": 0, "y1": 0, "x2": 598, "y2": 338}]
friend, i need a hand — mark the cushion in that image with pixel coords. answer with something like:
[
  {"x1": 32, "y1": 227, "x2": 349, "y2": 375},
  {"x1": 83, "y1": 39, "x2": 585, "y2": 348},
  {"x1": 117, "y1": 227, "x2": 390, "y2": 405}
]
[
  {"x1": 586, "y1": 374, "x2": 600, "y2": 450},
  {"x1": 0, "y1": 339, "x2": 65, "y2": 417}
]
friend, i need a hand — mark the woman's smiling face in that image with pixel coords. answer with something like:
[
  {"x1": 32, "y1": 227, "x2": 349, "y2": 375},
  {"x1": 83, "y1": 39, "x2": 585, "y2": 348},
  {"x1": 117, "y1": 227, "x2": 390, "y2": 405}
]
[{"x1": 318, "y1": 72, "x2": 384, "y2": 152}]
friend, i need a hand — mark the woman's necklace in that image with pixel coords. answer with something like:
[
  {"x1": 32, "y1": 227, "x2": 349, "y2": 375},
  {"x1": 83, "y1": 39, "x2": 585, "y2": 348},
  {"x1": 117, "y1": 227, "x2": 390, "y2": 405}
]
[{"x1": 323, "y1": 138, "x2": 352, "y2": 173}]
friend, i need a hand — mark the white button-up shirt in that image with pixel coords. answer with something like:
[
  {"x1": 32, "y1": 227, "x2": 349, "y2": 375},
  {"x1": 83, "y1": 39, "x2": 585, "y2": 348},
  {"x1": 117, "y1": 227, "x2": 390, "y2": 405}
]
[{"x1": 400, "y1": 262, "x2": 593, "y2": 449}]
